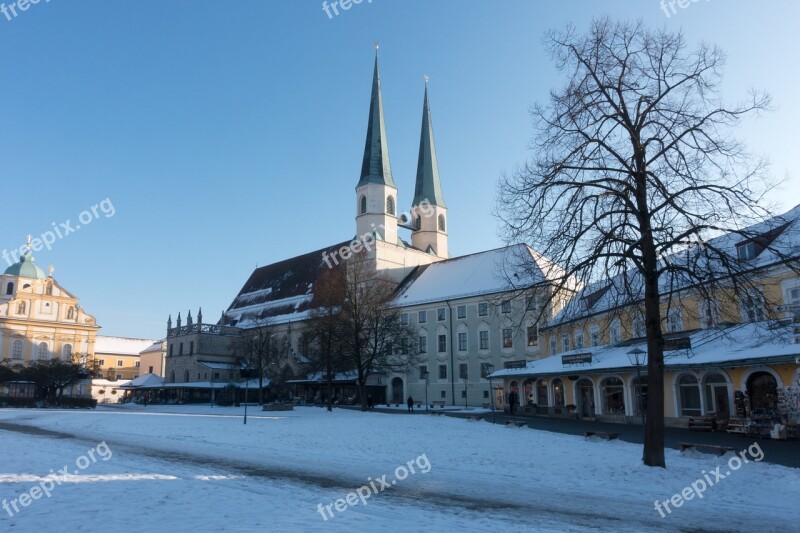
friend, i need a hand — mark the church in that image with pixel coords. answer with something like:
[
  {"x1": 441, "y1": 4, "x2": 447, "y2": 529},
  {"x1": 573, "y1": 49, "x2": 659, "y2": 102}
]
[{"x1": 163, "y1": 51, "x2": 566, "y2": 406}]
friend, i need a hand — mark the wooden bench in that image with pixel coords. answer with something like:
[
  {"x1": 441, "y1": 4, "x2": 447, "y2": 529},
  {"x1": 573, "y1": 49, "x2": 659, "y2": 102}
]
[
  {"x1": 506, "y1": 420, "x2": 527, "y2": 428},
  {"x1": 584, "y1": 431, "x2": 620, "y2": 440},
  {"x1": 688, "y1": 414, "x2": 716, "y2": 431},
  {"x1": 678, "y1": 442, "x2": 734, "y2": 456},
  {"x1": 431, "y1": 401, "x2": 446, "y2": 409}
]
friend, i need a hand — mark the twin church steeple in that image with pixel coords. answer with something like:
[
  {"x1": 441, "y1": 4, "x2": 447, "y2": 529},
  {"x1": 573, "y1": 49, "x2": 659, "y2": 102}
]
[{"x1": 355, "y1": 50, "x2": 448, "y2": 258}]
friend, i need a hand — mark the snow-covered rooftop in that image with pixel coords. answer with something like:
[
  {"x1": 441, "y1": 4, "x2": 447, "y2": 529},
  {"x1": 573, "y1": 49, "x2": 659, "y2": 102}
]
[
  {"x1": 491, "y1": 321, "x2": 800, "y2": 379},
  {"x1": 394, "y1": 244, "x2": 561, "y2": 307},
  {"x1": 548, "y1": 205, "x2": 800, "y2": 327},
  {"x1": 95, "y1": 336, "x2": 158, "y2": 356}
]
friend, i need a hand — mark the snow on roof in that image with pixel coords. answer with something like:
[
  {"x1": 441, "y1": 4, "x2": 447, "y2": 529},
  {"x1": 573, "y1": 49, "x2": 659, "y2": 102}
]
[
  {"x1": 139, "y1": 340, "x2": 165, "y2": 355},
  {"x1": 122, "y1": 373, "x2": 164, "y2": 388},
  {"x1": 95, "y1": 336, "x2": 158, "y2": 356},
  {"x1": 394, "y1": 244, "x2": 559, "y2": 307},
  {"x1": 491, "y1": 321, "x2": 800, "y2": 379},
  {"x1": 548, "y1": 205, "x2": 800, "y2": 328}
]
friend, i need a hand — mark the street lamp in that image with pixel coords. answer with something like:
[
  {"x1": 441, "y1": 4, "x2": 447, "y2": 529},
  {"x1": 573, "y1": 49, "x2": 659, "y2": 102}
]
[
  {"x1": 241, "y1": 367, "x2": 253, "y2": 425},
  {"x1": 421, "y1": 370, "x2": 429, "y2": 414},
  {"x1": 486, "y1": 363, "x2": 495, "y2": 424},
  {"x1": 627, "y1": 347, "x2": 647, "y2": 455}
]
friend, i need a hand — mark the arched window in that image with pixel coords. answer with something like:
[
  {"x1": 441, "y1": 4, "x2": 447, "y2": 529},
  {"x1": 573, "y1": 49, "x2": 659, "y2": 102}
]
[
  {"x1": 678, "y1": 375, "x2": 701, "y2": 416},
  {"x1": 589, "y1": 324, "x2": 601, "y2": 347},
  {"x1": 62, "y1": 344, "x2": 73, "y2": 361},
  {"x1": 438, "y1": 215, "x2": 446, "y2": 232},
  {"x1": 631, "y1": 376, "x2": 647, "y2": 417},
  {"x1": 609, "y1": 319, "x2": 622, "y2": 344},
  {"x1": 602, "y1": 377, "x2": 625, "y2": 414},
  {"x1": 704, "y1": 374, "x2": 729, "y2": 417},
  {"x1": 536, "y1": 379, "x2": 549, "y2": 406},
  {"x1": 747, "y1": 372, "x2": 778, "y2": 413},
  {"x1": 360, "y1": 195, "x2": 367, "y2": 214},
  {"x1": 37, "y1": 342, "x2": 49, "y2": 360},
  {"x1": 576, "y1": 379, "x2": 595, "y2": 417},
  {"x1": 5, "y1": 282, "x2": 13, "y2": 295},
  {"x1": 11, "y1": 340, "x2": 24, "y2": 359},
  {"x1": 552, "y1": 378, "x2": 565, "y2": 407},
  {"x1": 386, "y1": 196, "x2": 395, "y2": 215}
]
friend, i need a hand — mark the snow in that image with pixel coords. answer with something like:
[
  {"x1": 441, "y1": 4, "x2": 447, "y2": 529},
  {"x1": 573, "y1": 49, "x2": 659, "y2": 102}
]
[
  {"x1": 94, "y1": 336, "x2": 157, "y2": 356},
  {"x1": 395, "y1": 244, "x2": 555, "y2": 307},
  {"x1": 1, "y1": 404, "x2": 797, "y2": 531},
  {"x1": 493, "y1": 321, "x2": 800, "y2": 380}
]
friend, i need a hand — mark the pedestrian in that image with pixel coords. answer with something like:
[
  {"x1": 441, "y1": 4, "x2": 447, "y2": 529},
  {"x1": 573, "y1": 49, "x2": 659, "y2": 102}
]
[
  {"x1": 508, "y1": 390, "x2": 516, "y2": 415},
  {"x1": 407, "y1": 396, "x2": 414, "y2": 413},
  {"x1": 367, "y1": 394, "x2": 373, "y2": 410}
]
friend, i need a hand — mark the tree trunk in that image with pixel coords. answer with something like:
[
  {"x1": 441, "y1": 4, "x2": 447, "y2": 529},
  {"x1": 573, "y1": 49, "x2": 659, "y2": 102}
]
[
  {"x1": 325, "y1": 353, "x2": 333, "y2": 413},
  {"x1": 643, "y1": 277, "x2": 666, "y2": 468}
]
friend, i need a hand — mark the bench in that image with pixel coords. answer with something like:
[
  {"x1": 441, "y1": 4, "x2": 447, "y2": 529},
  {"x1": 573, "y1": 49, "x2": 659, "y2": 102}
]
[
  {"x1": 584, "y1": 431, "x2": 620, "y2": 440},
  {"x1": 688, "y1": 414, "x2": 716, "y2": 431},
  {"x1": 431, "y1": 401, "x2": 446, "y2": 408},
  {"x1": 679, "y1": 442, "x2": 734, "y2": 456},
  {"x1": 414, "y1": 401, "x2": 423, "y2": 407},
  {"x1": 506, "y1": 420, "x2": 527, "y2": 428}
]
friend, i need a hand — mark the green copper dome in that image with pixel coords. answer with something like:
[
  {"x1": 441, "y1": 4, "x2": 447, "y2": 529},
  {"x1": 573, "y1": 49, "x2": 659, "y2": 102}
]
[{"x1": 4, "y1": 252, "x2": 47, "y2": 279}]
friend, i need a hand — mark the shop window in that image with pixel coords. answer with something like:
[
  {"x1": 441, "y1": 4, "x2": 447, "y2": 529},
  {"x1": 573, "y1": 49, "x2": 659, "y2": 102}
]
[
  {"x1": 602, "y1": 377, "x2": 625, "y2": 414},
  {"x1": 552, "y1": 378, "x2": 565, "y2": 407},
  {"x1": 678, "y1": 374, "x2": 702, "y2": 416},
  {"x1": 536, "y1": 379, "x2": 549, "y2": 406},
  {"x1": 704, "y1": 374, "x2": 729, "y2": 417}
]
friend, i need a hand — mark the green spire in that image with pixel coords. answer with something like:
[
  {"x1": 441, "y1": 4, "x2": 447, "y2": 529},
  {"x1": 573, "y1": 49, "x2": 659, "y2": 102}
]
[
  {"x1": 357, "y1": 49, "x2": 395, "y2": 188},
  {"x1": 413, "y1": 81, "x2": 446, "y2": 207}
]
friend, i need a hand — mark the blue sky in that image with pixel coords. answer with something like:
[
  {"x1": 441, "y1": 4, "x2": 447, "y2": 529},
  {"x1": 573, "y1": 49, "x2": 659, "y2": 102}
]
[{"x1": 2, "y1": 0, "x2": 799, "y2": 339}]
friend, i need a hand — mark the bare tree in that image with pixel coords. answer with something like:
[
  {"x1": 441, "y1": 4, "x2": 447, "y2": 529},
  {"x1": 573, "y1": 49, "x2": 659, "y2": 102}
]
[
  {"x1": 237, "y1": 322, "x2": 289, "y2": 404},
  {"x1": 498, "y1": 19, "x2": 779, "y2": 467},
  {"x1": 307, "y1": 266, "x2": 348, "y2": 412},
  {"x1": 338, "y1": 253, "x2": 419, "y2": 411}
]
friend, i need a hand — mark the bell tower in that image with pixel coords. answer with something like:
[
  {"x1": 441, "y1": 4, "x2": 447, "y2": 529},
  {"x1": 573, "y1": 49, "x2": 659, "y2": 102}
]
[{"x1": 355, "y1": 46, "x2": 398, "y2": 245}]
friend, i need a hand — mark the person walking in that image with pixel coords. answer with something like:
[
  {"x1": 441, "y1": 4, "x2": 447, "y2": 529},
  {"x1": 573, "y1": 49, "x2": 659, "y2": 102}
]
[
  {"x1": 407, "y1": 396, "x2": 415, "y2": 413},
  {"x1": 508, "y1": 390, "x2": 516, "y2": 415}
]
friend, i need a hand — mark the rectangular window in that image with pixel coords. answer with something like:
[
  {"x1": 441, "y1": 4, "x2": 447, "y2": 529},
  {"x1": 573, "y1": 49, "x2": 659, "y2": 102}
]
[
  {"x1": 478, "y1": 303, "x2": 488, "y2": 317},
  {"x1": 189, "y1": 341, "x2": 194, "y2": 355},
  {"x1": 438, "y1": 364, "x2": 447, "y2": 380},
  {"x1": 483, "y1": 390, "x2": 489, "y2": 399},
  {"x1": 440, "y1": 390, "x2": 446, "y2": 399},
  {"x1": 98, "y1": 359, "x2": 105, "y2": 366},
  {"x1": 437, "y1": 308, "x2": 446, "y2": 321},
  {"x1": 480, "y1": 363, "x2": 492, "y2": 379},
  {"x1": 590, "y1": 328, "x2": 600, "y2": 347},
  {"x1": 737, "y1": 242, "x2": 756, "y2": 261},
  {"x1": 438, "y1": 334, "x2": 447, "y2": 353},
  {"x1": 179, "y1": 342, "x2": 184, "y2": 356},
  {"x1": 214, "y1": 372, "x2": 220, "y2": 380},
  {"x1": 667, "y1": 309, "x2": 683, "y2": 333},
  {"x1": 740, "y1": 290, "x2": 766, "y2": 322},
  {"x1": 561, "y1": 333, "x2": 570, "y2": 352},
  {"x1": 399, "y1": 337, "x2": 408, "y2": 354},
  {"x1": 400, "y1": 313, "x2": 409, "y2": 326},
  {"x1": 526, "y1": 297, "x2": 536, "y2": 311},
  {"x1": 459, "y1": 363, "x2": 468, "y2": 380},
  {"x1": 169, "y1": 344, "x2": 173, "y2": 357},
  {"x1": 418, "y1": 335, "x2": 427, "y2": 354},
  {"x1": 148, "y1": 366, "x2": 154, "y2": 373},
  {"x1": 457, "y1": 305, "x2": 467, "y2": 319},
  {"x1": 549, "y1": 337, "x2": 557, "y2": 355},
  {"x1": 527, "y1": 326, "x2": 538, "y2": 347},
  {"x1": 117, "y1": 360, "x2": 124, "y2": 367},
  {"x1": 501, "y1": 300, "x2": 512, "y2": 314},
  {"x1": 135, "y1": 361, "x2": 140, "y2": 368},
  {"x1": 419, "y1": 365, "x2": 428, "y2": 380},
  {"x1": 461, "y1": 390, "x2": 467, "y2": 399},
  {"x1": 418, "y1": 311, "x2": 427, "y2": 324},
  {"x1": 574, "y1": 330, "x2": 584, "y2": 349},
  {"x1": 479, "y1": 330, "x2": 489, "y2": 350},
  {"x1": 502, "y1": 328, "x2": 513, "y2": 349},
  {"x1": 458, "y1": 332, "x2": 468, "y2": 351}
]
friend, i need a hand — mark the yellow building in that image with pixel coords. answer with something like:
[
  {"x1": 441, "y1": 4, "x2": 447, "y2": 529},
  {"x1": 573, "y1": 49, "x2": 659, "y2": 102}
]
[
  {"x1": 494, "y1": 206, "x2": 800, "y2": 434},
  {"x1": 0, "y1": 246, "x2": 99, "y2": 398},
  {"x1": 94, "y1": 336, "x2": 157, "y2": 381}
]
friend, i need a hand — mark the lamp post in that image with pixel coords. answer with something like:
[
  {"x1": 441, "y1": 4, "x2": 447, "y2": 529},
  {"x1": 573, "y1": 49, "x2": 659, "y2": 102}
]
[
  {"x1": 421, "y1": 370, "x2": 429, "y2": 414},
  {"x1": 462, "y1": 377, "x2": 468, "y2": 409},
  {"x1": 486, "y1": 363, "x2": 495, "y2": 424},
  {"x1": 241, "y1": 367, "x2": 253, "y2": 425},
  {"x1": 627, "y1": 347, "x2": 647, "y2": 455}
]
